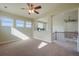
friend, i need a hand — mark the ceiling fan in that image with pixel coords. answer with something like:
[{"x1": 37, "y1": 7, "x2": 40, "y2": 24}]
[{"x1": 27, "y1": 3, "x2": 42, "y2": 15}]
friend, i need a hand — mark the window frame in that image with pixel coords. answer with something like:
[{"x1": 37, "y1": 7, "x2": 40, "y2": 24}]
[
  {"x1": 1, "y1": 17, "x2": 13, "y2": 27},
  {"x1": 25, "y1": 21, "x2": 32, "y2": 28},
  {"x1": 16, "y1": 20, "x2": 24, "y2": 28}
]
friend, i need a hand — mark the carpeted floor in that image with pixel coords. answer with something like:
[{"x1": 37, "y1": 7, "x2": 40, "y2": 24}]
[{"x1": 0, "y1": 39, "x2": 79, "y2": 56}]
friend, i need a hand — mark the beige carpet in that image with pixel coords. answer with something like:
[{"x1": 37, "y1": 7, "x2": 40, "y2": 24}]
[{"x1": 0, "y1": 39, "x2": 79, "y2": 56}]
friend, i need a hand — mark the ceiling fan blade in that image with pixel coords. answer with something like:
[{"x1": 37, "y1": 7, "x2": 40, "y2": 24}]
[
  {"x1": 34, "y1": 5, "x2": 41, "y2": 9},
  {"x1": 27, "y1": 3, "x2": 34, "y2": 7},
  {"x1": 34, "y1": 10, "x2": 39, "y2": 14},
  {"x1": 27, "y1": 3, "x2": 34, "y2": 10},
  {"x1": 27, "y1": 3, "x2": 30, "y2": 6},
  {"x1": 31, "y1": 4, "x2": 34, "y2": 7}
]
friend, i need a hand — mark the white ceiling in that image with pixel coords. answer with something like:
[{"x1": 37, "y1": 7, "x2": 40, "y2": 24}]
[{"x1": 0, "y1": 3, "x2": 79, "y2": 19}]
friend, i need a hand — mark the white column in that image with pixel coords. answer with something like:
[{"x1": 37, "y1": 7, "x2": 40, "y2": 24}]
[
  {"x1": 77, "y1": 8, "x2": 79, "y2": 52},
  {"x1": 50, "y1": 15, "x2": 56, "y2": 41}
]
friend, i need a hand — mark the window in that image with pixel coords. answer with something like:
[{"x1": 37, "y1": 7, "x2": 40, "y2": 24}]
[
  {"x1": 26, "y1": 21, "x2": 32, "y2": 28},
  {"x1": 1, "y1": 17, "x2": 13, "y2": 27},
  {"x1": 16, "y1": 20, "x2": 24, "y2": 27},
  {"x1": 38, "y1": 22, "x2": 44, "y2": 29},
  {"x1": 37, "y1": 21, "x2": 46, "y2": 31}
]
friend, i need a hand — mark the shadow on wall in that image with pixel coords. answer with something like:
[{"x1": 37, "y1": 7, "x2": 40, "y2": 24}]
[{"x1": 11, "y1": 27, "x2": 30, "y2": 40}]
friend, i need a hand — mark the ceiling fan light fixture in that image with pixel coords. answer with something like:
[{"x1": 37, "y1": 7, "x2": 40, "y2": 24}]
[
  {"x1": 27, "y1": 3, "x2": 41, "y2": 15},
  {"x1": 28, "y1": 9, "x2": 34, "y2": 13}
]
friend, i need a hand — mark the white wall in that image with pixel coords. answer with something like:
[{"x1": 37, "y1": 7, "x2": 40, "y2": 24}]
[
  {"x1": 53, "y1": 13, "x2": 65, "y2": 32},
  {"x1": 53, "y1": 9, "x2": 78, "y2": 32},
  {"x1": 0, "y1": 11, "x2": 33, "y2": 42},
  {"x1": 33, "y1": 16, "x2": 52, "y2": 42},
  {"x1": 64, "y1": 9, "x2": 78, "y2": 32}
]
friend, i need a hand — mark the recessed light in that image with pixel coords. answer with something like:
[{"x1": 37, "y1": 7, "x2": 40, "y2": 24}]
[
  {"x1": 21, "y1": 8, "x2": 25, "y2": 10},
  {"x1": 4, "y1": 6, "x2": 7, "y2": 8}
]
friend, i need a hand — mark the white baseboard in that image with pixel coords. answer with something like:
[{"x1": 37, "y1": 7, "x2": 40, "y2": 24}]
[
  {"x1": 0, "y1": 40, "x2": 17, "y2": 45},
  {"x1": 33, "y1": 38, "x2": 52, "y2": 43}
]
